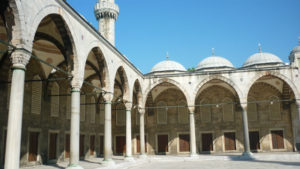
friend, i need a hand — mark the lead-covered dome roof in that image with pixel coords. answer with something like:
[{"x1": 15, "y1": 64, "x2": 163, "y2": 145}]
[
  {"x1": 243, "y1": 52, "x2": 284, "y2": 68},
  {"x1": 196, "y1": 56, "x2": 234, "y2": 71},
  {"x1": 150, "y1": 59, "x2": 186, "y2": 73}
]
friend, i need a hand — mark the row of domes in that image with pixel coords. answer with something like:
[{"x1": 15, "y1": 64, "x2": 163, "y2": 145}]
[{"x1": 149, "y1": 44, "x2": 300, "y2": 73}]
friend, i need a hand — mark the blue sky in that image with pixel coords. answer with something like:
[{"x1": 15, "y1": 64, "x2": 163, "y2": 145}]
[{"x1": 67, "y1": 0, "x2": 300, "y2": 74}]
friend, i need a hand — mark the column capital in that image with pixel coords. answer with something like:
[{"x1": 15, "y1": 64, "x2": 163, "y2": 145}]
[
  {"x1": 138, "y1": 107, "x2": 145, "y2": 115},
  {"x1": 102, "y1": 92, "x2": 113, "y2": 103},
  {"x1": 240, "y1": 102, "x2": 247, "y2": 110},
  {"x1": 10, "y1": 49, "x2": 31, "y2": 70},
  {"x1": 187, "y1": 105, "x2": 195, "y2": 114},
  {"x1": 124, "y1": 102, "x2": 133, "y2": 110},
  {"x1": 71, "y1": 71, "x2": 83, "y2": 90}
]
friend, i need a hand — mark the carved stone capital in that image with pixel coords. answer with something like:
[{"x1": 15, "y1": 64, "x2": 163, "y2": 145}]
[
  {"x1": 71, "y1": 71, "x2": 83, "y2": 90},
  {"x1": 240, "y1": 103, "x2": 247, "y2": 110},
  {"x1": 102, "y1": 92, "x2": 113, "y2": 102},
  {"x1": 138, "y1": 108, "x2": 145, "y2": 115},
  {"x1": 188, "y1": 106, "x2": 195, "y2": 114},
  {"x1": 124, "y1": 102, "x2": 133, "y2": 110},
  {"x1": 10, "y1": 49, "x2": 31, "y2": 69}
]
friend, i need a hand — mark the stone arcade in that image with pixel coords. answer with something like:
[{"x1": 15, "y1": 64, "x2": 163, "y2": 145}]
[{"x1": 0, "y1": 0, "x2": 300, "y2": 169}]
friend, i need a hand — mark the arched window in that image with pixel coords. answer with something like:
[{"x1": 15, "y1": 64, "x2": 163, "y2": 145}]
[
  {"x1": 200, "y1": 99, "x2": 211, "y2": 123},
  {"x1": 222, "y1": 98, "x2": 234, "y2": 122},
  {"x1": 31, "y1": 75, "x2": 42, "y2": 115},
  {"x1": 116, "y1": 104, "x2": 125, "y2": 126},
  {"x1": 90, "y1": 97, "x2": 96, "y2": 124},
  {"x1": 66, "y1": 89, "x2": 71, "y2": 120},
  {"x1": 178, "y1": 100, "x2": 188, "y2": 124},
  {"x1": 80, "y1": 95, "x2": 85, "y2": 121},
  {"x1": 269, "y1": 96, "x2": 281, "y2": 120},
  {"x1": 50, "y1": 82, "x2": 60, "y2": 117},
  {"x1": 247, "y1": 97, "x2": 257, "y2": 121},
  {"x1": 157, "y1": 101, "x2": 167, "y2": 124}
]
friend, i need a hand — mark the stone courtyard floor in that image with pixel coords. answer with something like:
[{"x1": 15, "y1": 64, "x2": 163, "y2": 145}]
[{"x1": 20, "y1": 153, "x2": 300, "y2": 169}]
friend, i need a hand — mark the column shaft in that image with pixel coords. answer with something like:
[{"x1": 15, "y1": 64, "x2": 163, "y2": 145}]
[
  {"x1": 126, "y1": 109, "x2": 132, "y2": 157},
  {"x1": 4, "y1": 68, "x2": 25, "y2": 169},
  {"x1": 139, "y1": 113, "x2": 145, "y2": 155},
  {"x1": 69, "y1": 89, "x2": 81, "y2": 166},
  {"x1": 241, "y1": 104, "x2": 251, "y2": 154},
  {"x1": 189, "y1": 112, "x2": 197, "y2": 156},
  {"x1": 104, "y1": 102, "x2": 113, "y2": 161}
]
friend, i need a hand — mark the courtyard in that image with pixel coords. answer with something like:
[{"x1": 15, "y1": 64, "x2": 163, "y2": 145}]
[{"x1": 20, "y1": 153, "x2": 300, "y2": 169}]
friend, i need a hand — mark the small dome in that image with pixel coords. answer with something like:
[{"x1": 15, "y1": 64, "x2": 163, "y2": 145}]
[
  {"x1": 150, "y1": 60, "x2": 186, "y2": 73},
  {"x1": 196, "y1": 56, "x2": 234, "y2": 70},
  {"x1": 243, "y1": 52, "x2": 284, "y2": 68},
  {"x1": 289, "y1": 46, "x2": 300, "y2": 61}
]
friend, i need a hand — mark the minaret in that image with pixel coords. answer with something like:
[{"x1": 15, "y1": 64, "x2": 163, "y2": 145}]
[{"x1": 94, "y1": 0, "x2": 119, "y2": 46}]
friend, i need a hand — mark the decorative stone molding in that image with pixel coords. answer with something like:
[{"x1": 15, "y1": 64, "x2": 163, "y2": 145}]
[
  {"x1": 102, "y1": 92, "x2": 113, "y2": 102},
  {"x1": 138, "y1": 108, "x2": 145, "y2": 115},
  {"x1": 94, "y1": 0, "x2": 119, "y2": 20},
  {"x1": 188, "y1": 106, "x2": 195, "y2": 114},
  {"x1": 71, "y1": 71, "x2": 83, "y2": 90},
  {"x1": 10, "y1": 49, "x2": 31, "y2": 69},
  {"x1": 124, "y1": 102, "x2": 133, "y2": 110}
]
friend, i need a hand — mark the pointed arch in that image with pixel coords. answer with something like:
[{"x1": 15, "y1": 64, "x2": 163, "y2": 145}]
[
  {"x1": 143, "y1": 78, "x2": 191, "y2": 107},
  {"x1": 28, "y1": 6, "x2": 79, "y2": 79},
  {"x1": 113, "y1": 66, "x2": 130, "y2": 102},
  {"x1": 245, "y1": 72, "x2": 299, "y2": 101},
  {"x1": 194, "y1": 75, "x2": 243, "y2": 102}
]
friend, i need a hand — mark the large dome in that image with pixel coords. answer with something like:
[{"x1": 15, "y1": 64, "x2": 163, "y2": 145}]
[
  {"x1": 150, "y1": 60, "x2": 186, "y2": 73},
  {"x1": 196, "y1": 56, "x2": 234, "y2": 71},
  {"x1": 243, "y1": 52, "x2": 284, "y2": 68}
]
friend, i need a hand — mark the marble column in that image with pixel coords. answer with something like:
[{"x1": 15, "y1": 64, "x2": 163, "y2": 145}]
[
  {"x1": 139, "y1": 108, "x2": 146, "y2": 157},
  {"x1": 125, "y1": 102, "x2": 133, "y2": 160},
  {"x1": 188, "y1": 106, "x2": 197, "y2": 157},
  {"x1": 103, "y1": 93, "x2": 114, "y2": 163},
  {"x1": 241, "y1": 103, "x2": 251, "y2": 156},
  {"x1": 4, "y1": 50, "x2": 30, "y2": 169},
  {"x1": 67, "y1": 79, "x2": 83, "y2": 169}
]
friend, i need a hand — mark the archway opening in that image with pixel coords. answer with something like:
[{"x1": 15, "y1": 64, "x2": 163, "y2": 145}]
[
  {"x1": 195, "y1": 79, "x2": 241, "y2": 154},
  {"x1": 247, "y1": 75, "x2": 296, "y2": 152},
  {"x1": 144, "y1": 82, "x2": 189, "y2": 155}
]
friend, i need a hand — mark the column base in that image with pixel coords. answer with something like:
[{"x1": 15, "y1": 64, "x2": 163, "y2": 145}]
[
  {"x1": 190, "y1": 153, "x2": 198, "y2": 158},
  {"x1": 101, "y1": 159, "x2": 115, "y2": 166},
  {"x1": 240, "y1": 152, "x2": 254, "y2": 160},
  {"x1": 139, "y1": 154, "x2": 147, "y2": 159},
  {"x1": 66, "y1": 164, "x2": 84, "y2": 169},
  {"x1": 124, "y1": 156, "x2": 135, "y2": 162}
]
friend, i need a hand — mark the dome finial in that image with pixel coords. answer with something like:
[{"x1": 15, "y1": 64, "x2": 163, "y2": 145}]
[
  {"x1": 212, "y1": 48, "x2": 215, "y2": 56},
  {"x1": 166, "y1": 52, "x2": 169, "y2": 60},
  {"x1": 258, "y1": 43, "x2": 262, "y2": 53}
]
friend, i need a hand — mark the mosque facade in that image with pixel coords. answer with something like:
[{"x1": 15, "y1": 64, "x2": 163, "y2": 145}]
[{"x1": 0, "y1": 0, "x2": 300, "y2": 168}]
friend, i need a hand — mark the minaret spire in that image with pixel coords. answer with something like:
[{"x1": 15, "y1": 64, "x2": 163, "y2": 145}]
[
  {"x1": 166, "y1": 52, "x2": 169, "y2": 60},
  {"x1": 298, "y1": 37, "x2": 300, "y2": 46},
  {"x1": 258, "y1": 43, "x2": 262, "y2": 53},
  {"x1": 94, "y1": 0, "x2": 119, "y2": 46}
]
